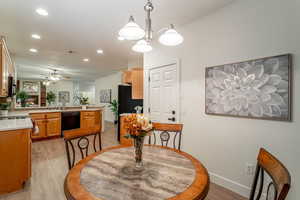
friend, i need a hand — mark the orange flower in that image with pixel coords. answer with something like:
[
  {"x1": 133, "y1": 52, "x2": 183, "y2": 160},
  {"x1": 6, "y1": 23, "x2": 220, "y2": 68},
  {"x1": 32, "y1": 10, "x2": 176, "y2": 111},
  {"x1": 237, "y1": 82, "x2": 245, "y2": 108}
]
[{"x1": 123, "y1": 114, "x2": 153, "y2": 138}]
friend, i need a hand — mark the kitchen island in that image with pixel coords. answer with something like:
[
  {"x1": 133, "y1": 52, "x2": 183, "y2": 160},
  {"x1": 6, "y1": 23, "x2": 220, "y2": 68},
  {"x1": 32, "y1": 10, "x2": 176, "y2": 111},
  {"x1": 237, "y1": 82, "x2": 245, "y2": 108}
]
[
  {"x1": 29, "y1": 108, "x2": 104, "y2": 140},
  {"x1": 0, "y1": 118, "x2": 33, "y2": 195},
  {"x1": 0, "y1": 106, "x2": 105, "y2": 141}
]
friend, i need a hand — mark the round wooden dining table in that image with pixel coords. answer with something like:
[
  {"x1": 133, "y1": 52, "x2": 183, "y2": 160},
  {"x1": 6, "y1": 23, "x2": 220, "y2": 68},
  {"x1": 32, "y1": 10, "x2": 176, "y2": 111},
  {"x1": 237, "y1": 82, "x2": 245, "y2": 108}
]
[{"x1": 64, "y1": 145, "x2": 210, "y2": 200}]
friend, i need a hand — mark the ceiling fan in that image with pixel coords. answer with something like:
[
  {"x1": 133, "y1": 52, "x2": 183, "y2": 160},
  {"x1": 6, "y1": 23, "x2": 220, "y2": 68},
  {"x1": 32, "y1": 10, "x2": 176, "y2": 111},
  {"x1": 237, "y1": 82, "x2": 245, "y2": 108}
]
[
  {"x1": 48, "y1": 69, "x2": 71, "y2": 81},
  {"x1": 39, "y1": 69, "x2": 71, "y2": 86}
]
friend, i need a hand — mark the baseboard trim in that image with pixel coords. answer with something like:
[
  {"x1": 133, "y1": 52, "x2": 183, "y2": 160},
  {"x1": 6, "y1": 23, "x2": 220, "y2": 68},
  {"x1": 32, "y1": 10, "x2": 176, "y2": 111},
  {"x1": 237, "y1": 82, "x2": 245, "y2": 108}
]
[{"x1": 209, "y1": 172, "x2": 250, "y2": 198}]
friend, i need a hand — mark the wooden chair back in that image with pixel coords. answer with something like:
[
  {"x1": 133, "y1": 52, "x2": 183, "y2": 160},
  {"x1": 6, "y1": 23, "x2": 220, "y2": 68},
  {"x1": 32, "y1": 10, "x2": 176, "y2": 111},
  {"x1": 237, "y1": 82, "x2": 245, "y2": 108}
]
[
  {"x1": 149, "y1": 122, "x2": 183, "y2": 150},
  {"x1": 249, "y1": 148, "x2": 291, "y2": 200},
  {"x1": 63, "y1": 127, "x2": 102, "y2": 169}
]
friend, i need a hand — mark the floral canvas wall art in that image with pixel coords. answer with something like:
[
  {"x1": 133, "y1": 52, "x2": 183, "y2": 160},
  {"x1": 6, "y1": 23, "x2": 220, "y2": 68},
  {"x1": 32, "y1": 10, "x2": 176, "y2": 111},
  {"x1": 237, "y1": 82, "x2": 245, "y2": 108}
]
[{"x1": 205, "y1": 54, "x2": 292, "y2": 121}]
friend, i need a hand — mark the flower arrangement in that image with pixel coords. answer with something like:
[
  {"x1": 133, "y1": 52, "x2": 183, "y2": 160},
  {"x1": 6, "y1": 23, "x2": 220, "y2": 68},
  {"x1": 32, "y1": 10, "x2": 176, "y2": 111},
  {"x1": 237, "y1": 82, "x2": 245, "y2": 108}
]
[
  {"x1": 79, "y1": 97, "x2": 89, "y2": 105},
  {"x1": 123, "y1": 114, "x2": 153, "y2": 168},
  {"x1": 123, "y1": 114, "x2": 153, "y2": 139}
]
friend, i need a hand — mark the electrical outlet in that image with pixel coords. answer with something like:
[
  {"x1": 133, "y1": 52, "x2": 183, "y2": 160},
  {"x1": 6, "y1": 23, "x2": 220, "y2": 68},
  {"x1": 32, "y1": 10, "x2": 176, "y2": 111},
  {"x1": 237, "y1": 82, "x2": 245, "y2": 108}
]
[{"x1": 245, "y1": 163, "x2": 255, "y2": 176}]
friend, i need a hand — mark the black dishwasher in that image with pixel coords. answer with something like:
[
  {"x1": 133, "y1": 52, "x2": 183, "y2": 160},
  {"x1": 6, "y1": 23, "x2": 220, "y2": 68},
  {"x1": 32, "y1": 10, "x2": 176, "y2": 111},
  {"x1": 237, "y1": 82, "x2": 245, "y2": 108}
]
[{"x1": 61, "y1": 111, "x2": 80, "y2": 131}]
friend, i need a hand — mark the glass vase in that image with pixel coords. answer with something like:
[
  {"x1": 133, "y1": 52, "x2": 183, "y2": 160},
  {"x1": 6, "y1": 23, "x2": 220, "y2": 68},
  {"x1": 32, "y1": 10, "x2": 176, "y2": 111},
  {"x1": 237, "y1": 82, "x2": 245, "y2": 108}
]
[{"x1": 133, "y1": 136, "x2": 145, "y2": 169}]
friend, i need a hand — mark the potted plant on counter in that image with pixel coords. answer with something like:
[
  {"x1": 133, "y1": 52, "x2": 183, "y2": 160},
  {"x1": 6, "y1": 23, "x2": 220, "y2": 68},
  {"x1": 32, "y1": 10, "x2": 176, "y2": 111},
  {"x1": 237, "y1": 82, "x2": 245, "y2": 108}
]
[
  {"x1": 80, "y1": 96, "x2": 89, "y2": 110},
  {"x1": 108, "y1": 99, "x2": 118, "y2": 124},
  {"x1": 0, "y1": 103, "x2": 10, "y2": 116},
  {"x1": 16, "y1": 90, "x2": 29, "y2": 107},
  {"x1": 47, "y1": 91, "x2": 56, "y2": 106}
]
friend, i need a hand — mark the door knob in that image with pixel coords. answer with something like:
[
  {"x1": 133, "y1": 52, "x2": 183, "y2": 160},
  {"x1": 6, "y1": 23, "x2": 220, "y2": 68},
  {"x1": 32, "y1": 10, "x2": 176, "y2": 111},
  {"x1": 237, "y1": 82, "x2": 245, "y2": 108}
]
[
  {"x1": 172, "y1": 110, "x2": 176, "y2": 115},
  {"x1": 168, "y1": 117, "x2": 175, "y2": 122}
]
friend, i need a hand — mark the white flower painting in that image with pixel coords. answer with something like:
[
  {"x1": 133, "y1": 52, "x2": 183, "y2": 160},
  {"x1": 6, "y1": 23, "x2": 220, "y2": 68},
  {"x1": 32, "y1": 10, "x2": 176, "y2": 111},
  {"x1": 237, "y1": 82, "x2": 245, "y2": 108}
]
[
  {"x1": 205, "y1": 54, "x2": 291, "y2": 121},
  {"x1": 100, "y1": 89, "x2": 112, "y2": 103}
]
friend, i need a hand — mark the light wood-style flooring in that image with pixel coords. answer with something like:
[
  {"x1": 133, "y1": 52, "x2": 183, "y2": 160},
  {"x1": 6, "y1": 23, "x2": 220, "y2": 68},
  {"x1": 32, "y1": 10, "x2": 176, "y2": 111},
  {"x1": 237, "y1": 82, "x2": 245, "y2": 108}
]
[{"x1": 0, "y1": 122, "x2": 246, "y2": 200}]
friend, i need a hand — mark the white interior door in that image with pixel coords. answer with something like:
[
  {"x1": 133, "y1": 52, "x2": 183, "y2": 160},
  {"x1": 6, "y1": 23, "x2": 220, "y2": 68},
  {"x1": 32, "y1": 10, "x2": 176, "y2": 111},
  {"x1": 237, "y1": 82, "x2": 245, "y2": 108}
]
[{"x1": 148, "y1": 63, "x2": 179, "y2": 123}]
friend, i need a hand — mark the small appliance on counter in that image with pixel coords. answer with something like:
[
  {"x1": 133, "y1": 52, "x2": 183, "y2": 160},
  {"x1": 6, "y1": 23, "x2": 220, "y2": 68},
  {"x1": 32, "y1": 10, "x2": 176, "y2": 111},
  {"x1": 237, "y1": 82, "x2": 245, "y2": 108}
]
[{"x1": 117, "y1": 85, "x2": 143, "y2": 141}]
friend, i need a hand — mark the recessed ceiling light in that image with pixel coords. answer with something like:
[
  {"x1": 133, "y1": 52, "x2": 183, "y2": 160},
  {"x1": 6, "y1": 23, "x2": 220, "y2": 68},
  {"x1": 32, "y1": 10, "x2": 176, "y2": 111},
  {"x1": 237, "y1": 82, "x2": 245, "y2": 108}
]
[
  {"x1": 31, "y1": 34, "x2": 41, "y2": 39},
  {"x1": 29, "y1": 48, "x2": 38, "y2": 53},
  {"x1": 118, "y1": 36, "x2": 125, "y2": 41},
  {"x1": 83, "y1": 58, "x2": 89, "y2": 62},
  {"x1": 36, "y1": 8, "x2": 48, "y2": 16},
  {"x1": 97, "y1": 49, "x2": 104, "y2": 54}
]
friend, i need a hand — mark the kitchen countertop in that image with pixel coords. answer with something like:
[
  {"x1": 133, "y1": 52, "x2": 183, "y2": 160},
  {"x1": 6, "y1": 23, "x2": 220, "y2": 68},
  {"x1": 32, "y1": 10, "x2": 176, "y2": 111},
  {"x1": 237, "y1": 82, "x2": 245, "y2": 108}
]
[
  {"x1": 0, "y1": 118, "x2": 33, "y2": 132},
  {"x1": 28, "y1": 108, "x2": 102, "y2": 114},
  {"x1": 119, "y1": 113, "x2": 139, "y2": 116},
  {"x1": 0, "y1": 106, "x2": 105, "y2": 132},
  {"x1": 0, "y1": 107, "x2": 104, "y2": 118}
]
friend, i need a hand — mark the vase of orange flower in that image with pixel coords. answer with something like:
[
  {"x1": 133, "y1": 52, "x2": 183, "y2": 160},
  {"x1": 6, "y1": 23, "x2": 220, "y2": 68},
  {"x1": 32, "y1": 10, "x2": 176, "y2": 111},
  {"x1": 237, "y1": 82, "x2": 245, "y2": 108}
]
[{"x1": 123, "y1": 114, "x2": 153, "y2": 168}]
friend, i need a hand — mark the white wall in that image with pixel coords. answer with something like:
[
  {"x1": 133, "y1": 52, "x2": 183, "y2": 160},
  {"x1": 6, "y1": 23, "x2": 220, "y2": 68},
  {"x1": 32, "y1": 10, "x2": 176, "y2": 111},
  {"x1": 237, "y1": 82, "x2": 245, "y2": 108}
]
[
  {"x1": 46, "y1": 80, "x2": 74, "y2": 106},
  {"x1": 128, "y1": 55, "x2": 143, "y2": 69},
  {"x1": 78, "y1": 81, "x2": 96, "y2": 104},
  {"x1": 144, "y1": 0, "x2": 299, "y2": 199},
  {"x1": 95, "y1": 72, "x2": 122, "y2": 122}
]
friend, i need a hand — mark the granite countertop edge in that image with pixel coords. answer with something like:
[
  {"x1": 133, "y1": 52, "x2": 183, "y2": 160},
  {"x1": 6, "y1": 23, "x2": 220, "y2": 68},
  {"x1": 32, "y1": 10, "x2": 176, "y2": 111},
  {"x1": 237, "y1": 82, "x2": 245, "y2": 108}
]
[{"x1": 0, "y1": 118, "x2": 33, "y2": 132}]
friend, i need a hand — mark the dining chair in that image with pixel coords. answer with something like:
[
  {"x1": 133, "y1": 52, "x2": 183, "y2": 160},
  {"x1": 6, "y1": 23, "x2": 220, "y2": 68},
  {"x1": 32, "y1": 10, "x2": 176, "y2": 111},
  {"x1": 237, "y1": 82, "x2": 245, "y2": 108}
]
[
  {"x1": 63, "y1": 128, "x2": 102, "y2": 169},
  {"x1": 149, "y1": 122, "x2": 183, "y2": 150},
  {"x1": 249, "y1": 148, "x2": 291, "y2": 200}
]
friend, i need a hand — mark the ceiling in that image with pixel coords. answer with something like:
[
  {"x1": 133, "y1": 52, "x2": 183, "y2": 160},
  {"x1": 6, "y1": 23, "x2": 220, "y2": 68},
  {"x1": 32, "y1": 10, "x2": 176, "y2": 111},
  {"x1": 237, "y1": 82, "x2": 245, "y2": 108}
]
[{"x1": 0, "y1": 0, "x2": 234, "y2": 80}]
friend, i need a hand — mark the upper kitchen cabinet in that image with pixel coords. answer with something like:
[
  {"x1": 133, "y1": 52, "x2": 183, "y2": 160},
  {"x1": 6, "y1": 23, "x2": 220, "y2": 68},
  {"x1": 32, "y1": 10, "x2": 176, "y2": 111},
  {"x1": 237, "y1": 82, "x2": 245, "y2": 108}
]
[
  {"x1": 122, "y1": 68, "x2": 144, "y2": 99},
  {"x1": 0, "y1": 37, "x2": 14, "y2": 97},
  {"x1": 122, "y1": 70, "x2": 132, "y2": 84}
]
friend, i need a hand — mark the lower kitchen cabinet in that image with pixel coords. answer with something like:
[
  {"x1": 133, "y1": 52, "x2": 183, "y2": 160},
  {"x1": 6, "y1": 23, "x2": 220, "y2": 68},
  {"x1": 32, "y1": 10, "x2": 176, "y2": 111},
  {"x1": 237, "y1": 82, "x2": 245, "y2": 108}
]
[
  {"x1": 30, "y1": 112, "x2": 61, "y2": 139},
  {"x1": 32, "y1": 119, "x2": 46, "y2": 139},
  {"x1": 81, "y1": 111, "x2": 101, "y2": 129},
  {"x1": 0, "y1": 128, "x2": 32, "y2": 194},
  {"x1": 46, "y1": 117, "x2": 61, "y2": 137}
]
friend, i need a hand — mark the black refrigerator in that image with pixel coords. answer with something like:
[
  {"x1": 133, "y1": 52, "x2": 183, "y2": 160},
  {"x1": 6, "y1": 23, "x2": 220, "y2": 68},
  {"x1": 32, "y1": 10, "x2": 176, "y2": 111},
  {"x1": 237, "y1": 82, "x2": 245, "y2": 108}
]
[{"x1": 118, "y1": 85, "x2": 143, "y2": 141}]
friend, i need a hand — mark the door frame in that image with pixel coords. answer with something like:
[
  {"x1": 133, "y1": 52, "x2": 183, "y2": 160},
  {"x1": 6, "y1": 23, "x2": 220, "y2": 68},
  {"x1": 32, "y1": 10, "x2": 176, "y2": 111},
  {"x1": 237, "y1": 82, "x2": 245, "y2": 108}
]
[{"x1": 145, "y1": 59, "x2": 181, "y2": 123}]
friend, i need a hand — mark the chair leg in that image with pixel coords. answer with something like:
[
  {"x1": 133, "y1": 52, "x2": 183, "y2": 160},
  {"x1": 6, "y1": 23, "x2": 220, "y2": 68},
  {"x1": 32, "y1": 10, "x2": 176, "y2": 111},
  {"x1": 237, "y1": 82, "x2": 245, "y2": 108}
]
[
  {"x1": 98, "y1": 132, "x2": 102, "y2": 150},
  {"x1": 178, "y1": 132, "x2": 182, "y2": 151},
  {"x1": 93, "y1": 134, "x2": 97, "y2": 152},
  {"x1": 65, "y1": 140, "x2": 72, "y2": 170}
]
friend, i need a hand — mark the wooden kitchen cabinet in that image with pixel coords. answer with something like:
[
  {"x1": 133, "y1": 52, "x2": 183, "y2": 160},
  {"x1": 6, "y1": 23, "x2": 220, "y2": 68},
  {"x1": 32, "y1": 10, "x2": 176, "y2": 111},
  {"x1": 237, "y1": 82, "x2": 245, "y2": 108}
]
[
  {"x1": 30, "y1": 112, "x2": 61, "y2": 139},
  {"x1": 131, "y1": 69, "x2": 144, "y2": 99},
  {"x1": 122, "y1": 70, "x2": 132, "y2": 84},
  {"x1": 81, "y1": 115, "x2": 95, "y2": 129},
  {"x1": 0, "y1": 37, "x2": 12, "y2": 97},
  {"x1": 46, "y1": 118, "x2": 61, "y2": 136},
  {"x1": 122, "y1": 68, "x2": 144, "y2": 99},
  {"x1": 81, "y1": 111, "x2": 100, "y2": 129},
  {"x1": 32, "y1": 119, "x2": 47, "y2": 139},
  {"x1": 0, "y1": 128, "x2": 32, "y2": 194}
]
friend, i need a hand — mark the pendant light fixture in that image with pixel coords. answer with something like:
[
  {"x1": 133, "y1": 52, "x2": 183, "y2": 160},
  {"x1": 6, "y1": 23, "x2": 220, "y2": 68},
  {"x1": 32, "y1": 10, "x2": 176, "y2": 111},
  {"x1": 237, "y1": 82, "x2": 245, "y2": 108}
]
[
  {"x1": 119, "y1": 16, "x2": 145, "y2": 41},
  {"x1": 159, "y1": 24, "x2": 184, "y2": 46},
  {"x1": 118, "y1": 0, "x2": 184, "y2": 53}
]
